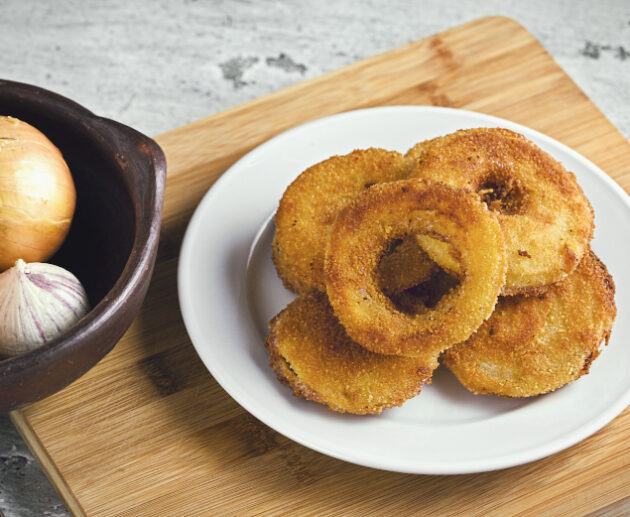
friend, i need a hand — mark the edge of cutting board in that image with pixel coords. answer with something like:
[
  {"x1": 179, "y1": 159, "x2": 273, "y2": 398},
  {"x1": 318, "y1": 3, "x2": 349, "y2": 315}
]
[{"x1": 10, "y1": 411, "x2": 87, "y2": 517}]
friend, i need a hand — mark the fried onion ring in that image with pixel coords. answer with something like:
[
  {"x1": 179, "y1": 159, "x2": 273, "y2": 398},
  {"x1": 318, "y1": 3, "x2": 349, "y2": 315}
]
[
  {"x1": 408, "y1": 128, "x2": 594, "y2": 295},
  {"x1": 272, "y1": 148, "x2": 434, "y2": 294},
  {"x1": 442, "y1": 251, "x2": 616, "y2": 397},
  {"x1": 264, "y1": 292, "x2": 432, "y2": 414},
  {"x1": 324, "y1": 179, "x2": 507, "y2": 359}
]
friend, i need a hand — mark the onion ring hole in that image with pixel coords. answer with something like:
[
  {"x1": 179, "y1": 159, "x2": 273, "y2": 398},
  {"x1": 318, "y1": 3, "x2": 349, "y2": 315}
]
[
  {"x1": 378, "y1": 238, "x2": 462, "y2": 315},
  {"x1": 476, "y1": 170, "x2": 527, "y2": 216}
]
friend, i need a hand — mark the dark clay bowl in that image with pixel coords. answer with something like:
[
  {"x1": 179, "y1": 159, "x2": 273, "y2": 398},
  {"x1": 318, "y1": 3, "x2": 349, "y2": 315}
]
[{"x1": 0, "y1": 79, "x2": 166, "y2": 412}]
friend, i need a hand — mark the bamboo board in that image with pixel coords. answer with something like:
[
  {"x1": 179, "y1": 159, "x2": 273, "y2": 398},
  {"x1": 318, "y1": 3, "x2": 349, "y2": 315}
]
[{"x1": 12, "y1": 16, "x2": 630, "y2": 516}]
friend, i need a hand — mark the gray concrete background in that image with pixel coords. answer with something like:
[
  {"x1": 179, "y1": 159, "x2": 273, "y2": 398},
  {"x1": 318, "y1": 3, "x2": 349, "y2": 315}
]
[{"x1": 0, "y1": 1, "x2": 628, "y2": 515}]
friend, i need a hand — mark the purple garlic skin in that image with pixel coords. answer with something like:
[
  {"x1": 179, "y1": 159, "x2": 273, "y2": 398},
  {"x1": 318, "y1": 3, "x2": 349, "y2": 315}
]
[{"x1": 0, "y1": 259, "x2": 89, "y2": 355}]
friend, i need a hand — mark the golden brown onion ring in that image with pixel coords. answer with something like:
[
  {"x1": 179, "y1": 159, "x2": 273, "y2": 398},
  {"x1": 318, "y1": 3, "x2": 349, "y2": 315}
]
[
  {"x1": 264, "y1": 292, "x2": 432, "y2": 414},
  {"x1": 324, "y1": 179, "x2": 507, "y2": 360},
  {"x1": 272, "y1": 148, "x2": 434, "y2": 294},
  {"x1": 442, "y1": 251, "x2": 616, "y2": 397},
  {"x1": 408, "y1": 128, "x2": 594, "y2": 295}
]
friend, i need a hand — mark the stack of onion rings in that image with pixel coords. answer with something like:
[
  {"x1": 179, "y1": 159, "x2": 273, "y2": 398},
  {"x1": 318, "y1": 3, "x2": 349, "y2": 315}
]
[{"x1": 262, "y1": 127, "x2": 615, "y2": 414}]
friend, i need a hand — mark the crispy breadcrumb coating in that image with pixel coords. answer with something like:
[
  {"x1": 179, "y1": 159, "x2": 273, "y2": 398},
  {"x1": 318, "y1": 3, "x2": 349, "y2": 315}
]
[
  {"x1": 273, "y1": 148, "x2": 434, "y2": 294},
  {"x1": 408, "y1": 128, "x2": 594, "y2": 295},
  {"x1": 442, "y1": 251, "x2": 616, "y2": 397},
  {"x1": 325, "y1": 179, "x2": 507, "y2": 358},
  {"x1": 265, "y1": 292, "x2": 432, "y2": 414}
]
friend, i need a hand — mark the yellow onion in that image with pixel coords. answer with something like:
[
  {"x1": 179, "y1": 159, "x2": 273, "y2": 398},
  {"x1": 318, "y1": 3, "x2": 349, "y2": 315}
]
[{"x1": 0, "y1": 116, "x2": 76, "y2": 271}]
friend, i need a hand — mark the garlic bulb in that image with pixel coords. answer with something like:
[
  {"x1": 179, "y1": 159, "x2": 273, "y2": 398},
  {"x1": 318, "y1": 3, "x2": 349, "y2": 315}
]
[{"x1": 0, "y1": 259, "x2": 89, "y2": 355}]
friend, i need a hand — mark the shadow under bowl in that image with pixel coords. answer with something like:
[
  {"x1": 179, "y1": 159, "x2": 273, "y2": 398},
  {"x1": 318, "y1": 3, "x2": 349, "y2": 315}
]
[{"x1": 0, "y1": 79, "x2": 166, "y2": 412}]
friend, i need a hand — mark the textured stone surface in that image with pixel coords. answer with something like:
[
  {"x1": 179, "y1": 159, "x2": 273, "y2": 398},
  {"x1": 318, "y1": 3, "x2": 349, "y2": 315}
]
[
  {"x1": 1, "y1": 0, "x2": 629, "y2": 139},
  {"x1": 0, "y1": 414, "x2": 67, "y2": 517},
  {"x1": 0, "y1": 1, "x2": 628, "y2": 515}
]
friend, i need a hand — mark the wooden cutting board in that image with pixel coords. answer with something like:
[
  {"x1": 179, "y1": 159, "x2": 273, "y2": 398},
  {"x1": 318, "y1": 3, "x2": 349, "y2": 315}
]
[{"x1": 11, "y1": 16, "x2": 630, "y2": 516}]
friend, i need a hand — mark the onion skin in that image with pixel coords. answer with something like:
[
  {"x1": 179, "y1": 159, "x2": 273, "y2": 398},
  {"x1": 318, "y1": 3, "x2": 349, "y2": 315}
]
[{"x1": 0, "y1": 116, "x2": 76, "y2": 271}]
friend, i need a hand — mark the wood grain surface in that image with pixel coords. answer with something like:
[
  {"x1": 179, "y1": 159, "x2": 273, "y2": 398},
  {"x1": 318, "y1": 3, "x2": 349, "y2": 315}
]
[{"x1": 11, "y1": 16, "x2": 630, "y2": 516}]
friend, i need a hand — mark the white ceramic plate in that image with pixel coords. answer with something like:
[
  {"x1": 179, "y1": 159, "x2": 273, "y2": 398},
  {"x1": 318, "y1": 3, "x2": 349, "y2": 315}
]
[{"x1": 178, "y1": 106, "x2": 630, "y2": 474}]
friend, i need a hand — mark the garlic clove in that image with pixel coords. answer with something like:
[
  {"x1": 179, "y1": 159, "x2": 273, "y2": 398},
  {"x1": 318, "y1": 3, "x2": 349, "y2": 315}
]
[{"x1": 0, "y1": 259, "x2": 90, "y2": 356}]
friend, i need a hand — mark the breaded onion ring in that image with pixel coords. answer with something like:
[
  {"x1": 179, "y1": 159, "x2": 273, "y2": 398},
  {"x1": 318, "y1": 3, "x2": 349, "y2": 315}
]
[
  {"x1": 324, "y1": 179, "x2": 507, "y2": 360},
  {"x1": 442, "y1": 251, "x2": 616, "y2": 397},
  {"x1": 408, "y1": 128, "x2": 594, "y2": 295},
  {"x1": 272, "y1": 148, "x2": 434, "y2": 294},
  {"x1": 264, "y1": 292, "x2": 432, "y2": 415}
]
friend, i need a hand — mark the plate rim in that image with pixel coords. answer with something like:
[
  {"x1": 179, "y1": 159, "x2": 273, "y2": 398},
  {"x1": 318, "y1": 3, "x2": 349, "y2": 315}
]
[{"x1": 177, "y1": 105, "x2": 630, "y2": 474}]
